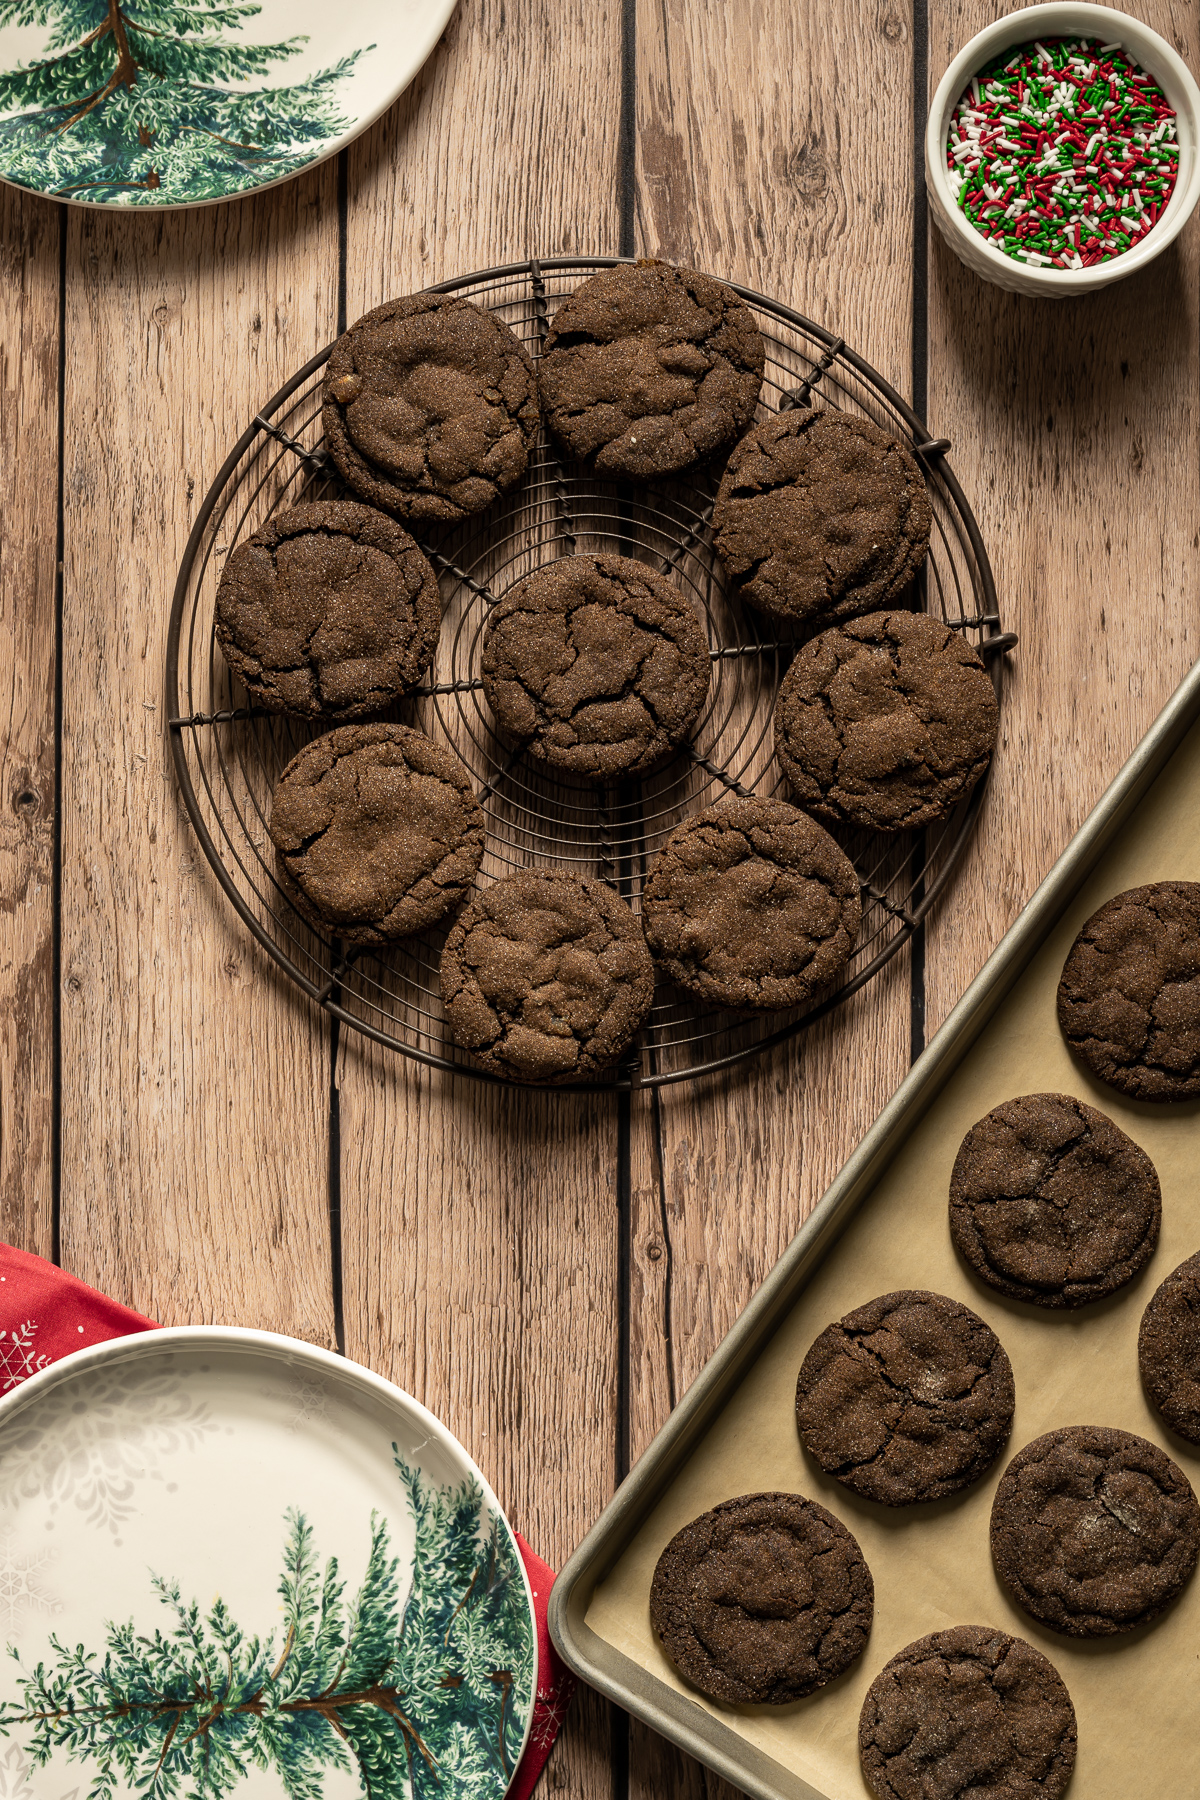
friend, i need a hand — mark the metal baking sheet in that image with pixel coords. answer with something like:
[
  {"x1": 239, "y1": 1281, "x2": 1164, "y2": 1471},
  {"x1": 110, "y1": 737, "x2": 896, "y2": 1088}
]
[{"x1": 549, "y1": 655, "x2": 1200, "y2": 1799}]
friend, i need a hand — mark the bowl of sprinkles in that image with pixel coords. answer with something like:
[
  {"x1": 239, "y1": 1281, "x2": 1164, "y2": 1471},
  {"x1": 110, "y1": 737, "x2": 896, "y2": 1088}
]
[{"x1": 927, "y1": 4, "x2": 1200, "y2": 295}]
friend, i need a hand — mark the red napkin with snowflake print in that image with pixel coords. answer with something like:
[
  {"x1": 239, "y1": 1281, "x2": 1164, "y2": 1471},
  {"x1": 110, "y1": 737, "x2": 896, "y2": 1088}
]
[{"x1": 0, "y1": 1241, "x2": 576, "y2": 1798}]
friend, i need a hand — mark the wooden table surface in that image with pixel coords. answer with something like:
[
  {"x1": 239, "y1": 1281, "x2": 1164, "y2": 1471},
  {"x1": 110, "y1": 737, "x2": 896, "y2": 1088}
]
[{"x1": 1, "y1": 0, "x2": 1197, "y2": 1792}]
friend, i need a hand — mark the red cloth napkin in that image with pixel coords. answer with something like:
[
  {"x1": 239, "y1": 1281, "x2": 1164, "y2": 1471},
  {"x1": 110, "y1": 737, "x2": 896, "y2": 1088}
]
[{"x1": 0, "y1": 1242, "x2": 576, "y2": 1797}]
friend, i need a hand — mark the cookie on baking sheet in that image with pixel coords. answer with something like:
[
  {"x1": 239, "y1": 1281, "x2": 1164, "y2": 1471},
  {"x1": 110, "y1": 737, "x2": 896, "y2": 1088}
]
[
  {"x1": 649, "y1": 1492, "x2": 874, "y2": 1706},
  {"x1": 481, "y1": 553, "x2": 710, "y2": 778},
  {"x1": 215, "y1": 501, "x2": 441, "y2": 720},
  {"x1": 712, "y1": 410, "x2": 932, "y2": 628},
  {"x1": 1140, "y1": 1251, "x2": 1200, "y2": 1442},
  {"x1": 322, "y1": 293, "x2": 540, "y2": 523},
  {"x1": 640, "y1": 797, "x2": 861, "y2": 1012},
  {"x1": 439, "y1": 870, "x2": 654, "y2": 1084},
  {"x1": 990, "y1": 1425, "x2": 1200, "y2": 1636},
  {"x1": 537, "y1": 260, "x2": 765, "y2": 478},
  {"x1": 773, "y1": 610, "x2": 998, "y2": 831},
  {"x1": 794, "y1": 1290, "x2": 1015, "y2": 1506},
  {"x1": 949, "y1": 1092, "x2": 1161, "y2": 1308},
  {"x1": 858, "y1": 1625, "x2": 1077, "y2": 1800},
  {"x1": 1056, "y1": 880, "x2": 1200, "y2": 1100},
  {"x1": 268, "y1": 724, "x2": 484, "y2": 945}
]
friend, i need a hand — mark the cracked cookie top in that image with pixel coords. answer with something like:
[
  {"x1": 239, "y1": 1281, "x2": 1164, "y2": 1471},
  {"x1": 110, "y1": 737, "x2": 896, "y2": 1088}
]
[
  {"x1": 537, "y1": 260, "x2": 764, "y2": 478},
  {"x1": 990, "y1": 1425, "x2": 1200, "y2": 1635},
  {"x1": 1057, "y1": 880, "x2": 1200, "y2": 1101},
  {"x1": 795, "y1": 1289, "x2": 1015, "y2": 1506},
  {"x1": 268, "y1": 723, "x2": 484, "y2": 945},
  {"x1": 859, "y1": 1625, "x2": 1077, "y2": 1800},
  {"x1": 774, "y1": 610, "x2": 998, "y2": 831},
  {"x1": 439, "y1": 870, "x2": 654, "y2": 1084},
  {"x1": 321, "y1": 293, "x2": 541, "y2": 523},
  {"x1": 712, "y1": 410, "x2": 932, "y2": 627},
  {"x1": 641, "y1": 797, "x2": 861, "y2": 1012},
  {"x1": 480, "y1": 553, "x2": 711, "y2": 778},
  {"x1": 649, "y1": 1491, "x2": 874, "y2": 1706},
  {"x1": 1140, "y1": 1252, "x2": 1200, "y2": 1444},
  {"x1": 215, "y1": 501, "x2": 441, "y2": 720},
  {"x1": 950, "y1": 1092, "x2": 1161, "y2": 1309}
]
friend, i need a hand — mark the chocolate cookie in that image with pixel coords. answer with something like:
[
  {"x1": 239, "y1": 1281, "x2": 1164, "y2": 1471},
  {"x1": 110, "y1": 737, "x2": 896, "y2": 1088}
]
[
  {"x1": 990, "y1": 1424, "x2": 1200, "y2": 1635},
  {"x1": 439, "y1": 870, "x2": 654, "y2": 1083},
  {"x1": 215, "y1": 501, "x2": 441, "y2": 719},
  {"x1": 1139, "y1": 1252, "x2": 1200, "y2": 1442},
  {"x1": 649, "y1": 1492, "x2": 874, "y2": 1706},
  {"x1": 949, "y1": 1093, "x2": 1161, "y2": 1309},
  {"x1": 641, "y1": 798, "x2": 861, "y2": 1012},
  {"x1": 712, "y1": 410, "x2": 932, "y2": 627},
  {"x1": 481, "y1": 554, "x2": 710, "y2": 778},
  {"x1": 1056, "y1": 881, "x2": 1200, "y2": 1101},
  {"x1": 268, "y1": 724, "x2": 484, "y2": 945},
  {"x1": 858, "y1": 1626, "x2": 1077, "y2": 1800},
  {"x1": 774, "y1": 611, "x2": 998, "y2": 831},
  {"x1": 538, "y1": 260, "x2": 764, "y2": 478},
  {"x1": 322, "y1": 293, "x2": 540, "y2": 523},
  {"x1": 795, "y1": 1290, "x2": 1015, "y2": 1506}
]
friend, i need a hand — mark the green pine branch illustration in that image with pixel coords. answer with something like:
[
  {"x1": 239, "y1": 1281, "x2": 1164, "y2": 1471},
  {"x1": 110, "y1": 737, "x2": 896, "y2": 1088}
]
[
  {"x1": 0, "y1": 0, "x2": 369, "y2": 203},
  {"x1": 0, "y1": 1452, "x2": 534, "y2": 1800}
]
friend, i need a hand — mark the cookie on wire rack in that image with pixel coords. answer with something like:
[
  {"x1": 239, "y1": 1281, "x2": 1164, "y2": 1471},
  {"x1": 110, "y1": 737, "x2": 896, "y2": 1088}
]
[
  {"x1": 268, "y1": 723, "x2": 484, "y2": 946},
  {"x1": 712, "y1": 409, "x2": 931, "y2": 629},
  {"x1": 538, "y1": 259, "x2": 765, "y2": 478},
  {"x1": 439, "y1": 870, "x2": 654, "y2": 1084},
  {"x1": 481, "y1": 553, "x2": 711, "y2": 779},
  {"x1": 321, "y1": 292, "x2": 540, "y2": 524},
  {"x1": 215, "y1": 501, "x2": 441, "y2": 720}
]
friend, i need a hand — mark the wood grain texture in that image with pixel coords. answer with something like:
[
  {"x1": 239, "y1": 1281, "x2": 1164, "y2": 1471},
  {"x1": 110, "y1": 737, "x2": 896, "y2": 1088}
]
[
  {"x1": 629, "y1": 3, "x2": 917, "y2": 1791},
  {"x1": 339, "y1": 5, "x2": 626, "y2": 1793},
  {"x1": 57, "y1": 178, "x2": 339, "y2": 1337},
  {"x1": 0, "y1": 192, "x2": 59, "y2": 1260},
  {"x1": 924, "y1": 0, "x2": 1200, "y2": 1042}
]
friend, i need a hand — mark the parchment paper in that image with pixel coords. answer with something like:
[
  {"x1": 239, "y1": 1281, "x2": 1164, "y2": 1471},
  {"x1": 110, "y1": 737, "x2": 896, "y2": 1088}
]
[{"x1": 587, "y1": 716, "x2": 1200, "y2": 1799}]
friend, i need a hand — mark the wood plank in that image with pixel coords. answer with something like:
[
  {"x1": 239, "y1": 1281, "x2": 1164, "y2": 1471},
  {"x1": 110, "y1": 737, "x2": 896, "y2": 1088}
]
[
  {"x1": 630, "y1": 2, "x2": 917, "y2": 1788},
  {"x1": 339, "y1": 3, "x2": 626, "y2": 1791},
  {"x1": 57, "y1": 176, "x2": 340, "y2": 1338},
  {"x1": 0, "y1": 192, "x2": 59, "y2": 1261},
  {"x1": 924, "y1": 6, "x2": 1200, "y2": 1041}
]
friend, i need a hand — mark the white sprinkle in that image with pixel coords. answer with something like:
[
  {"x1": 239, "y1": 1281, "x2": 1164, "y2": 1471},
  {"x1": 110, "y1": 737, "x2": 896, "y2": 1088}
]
[
  {"x1": 971, "y1": 77, "x2": 982, "y2": 105},
  {"x1": 1099, "y1": 41, "x2": 1122, "y2": 52}
]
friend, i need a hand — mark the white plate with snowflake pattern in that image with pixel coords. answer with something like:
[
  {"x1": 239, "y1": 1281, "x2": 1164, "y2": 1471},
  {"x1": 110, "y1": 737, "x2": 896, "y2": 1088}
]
[
  {"x1": 0, "y1": 1327, "x2": 536, "y2": 1800},
  {"x1": 0, "y1": 0, "x2": 458, "y2": 208}
]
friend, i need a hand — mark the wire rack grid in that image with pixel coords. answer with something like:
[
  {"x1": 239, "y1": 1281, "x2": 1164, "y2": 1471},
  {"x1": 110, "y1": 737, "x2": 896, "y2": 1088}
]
[{"x1": 166, "y1": 255, "x2": 1012, "y2": 1091}]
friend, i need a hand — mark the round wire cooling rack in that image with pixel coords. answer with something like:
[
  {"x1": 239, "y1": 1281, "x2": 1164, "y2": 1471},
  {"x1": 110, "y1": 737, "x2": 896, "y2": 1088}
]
[{"x1": 166, "y1": 255, "x2": 1014, "y2": 1091}]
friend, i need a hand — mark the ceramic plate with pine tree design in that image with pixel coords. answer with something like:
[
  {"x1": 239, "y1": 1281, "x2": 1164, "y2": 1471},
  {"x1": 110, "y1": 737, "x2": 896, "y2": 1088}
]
[
  {"x1": 0, "y1": 0, "x2": 457, "y2": 207},
  {"x1": 0, "y1": 1327, "x2": 537, "y2": 1800}
]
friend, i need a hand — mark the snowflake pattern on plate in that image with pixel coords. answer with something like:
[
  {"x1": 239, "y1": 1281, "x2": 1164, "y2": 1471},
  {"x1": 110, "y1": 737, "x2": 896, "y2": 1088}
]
[
  {"x1": 0, "y1": 1537, "x2": 58, "y2": 1636},
  {"x1": 0, "y1": 1361, "x2": 215, "y2": 1540}
]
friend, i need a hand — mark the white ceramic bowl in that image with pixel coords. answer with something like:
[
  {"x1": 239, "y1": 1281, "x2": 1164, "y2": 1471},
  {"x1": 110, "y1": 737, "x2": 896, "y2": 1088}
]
[{"x1": 926, "y1": 3, "x2": 1200, "y2": 296}]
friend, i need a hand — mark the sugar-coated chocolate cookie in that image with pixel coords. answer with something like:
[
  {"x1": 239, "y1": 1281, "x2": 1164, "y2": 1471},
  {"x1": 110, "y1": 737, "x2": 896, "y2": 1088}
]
[
  {"x1": 538, "y1": 260, "x2": 764, "y2": 478},
  {"x1": 990, "y1": 1425, "x2": 1200, "y2": 1635},
  {"x1": 641, "y1": 797, "x2": 861, "y2": 1012},
  {"x1": 949, "y1": 1092, "x2": 1161, "y2": 1308},
  {"x1": 322, "y1": 293, "x2": 540, "y2": 522},
  {"x1": 774, "y1": 610, "x2": 998, "y2": 831},
  {"x1": 481, "y1": 553, "x2": 710, "y2": 778},
  {"x1": 649, "y1": 1492, "x2": 874, "y2": 1706},
  {"x1": 712, "y1": 410, "x2": 932, "y2": 627},
  {"x1": 858, "y1": 1625, "x2": 1077, "y2": 1800},
  {"x1": 439, "y1": 870, "x2": 654, "y2": 1083},
  {"x1": 1139, "y1": 1251, "x2": 1200, "y2": 1443},
  {"x1": 1057, "y1": 880, "x2": 1200, "y2": 1100},
  {"x1": 269, "y1": 724, "x2": 483, "y2": 945},
  {"x1": 795, "y1": 1290, "x2": 1015, "y2": 1506},
  {"x1": 215, "y1": 501, "x2": 441, "y2": 719}
]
